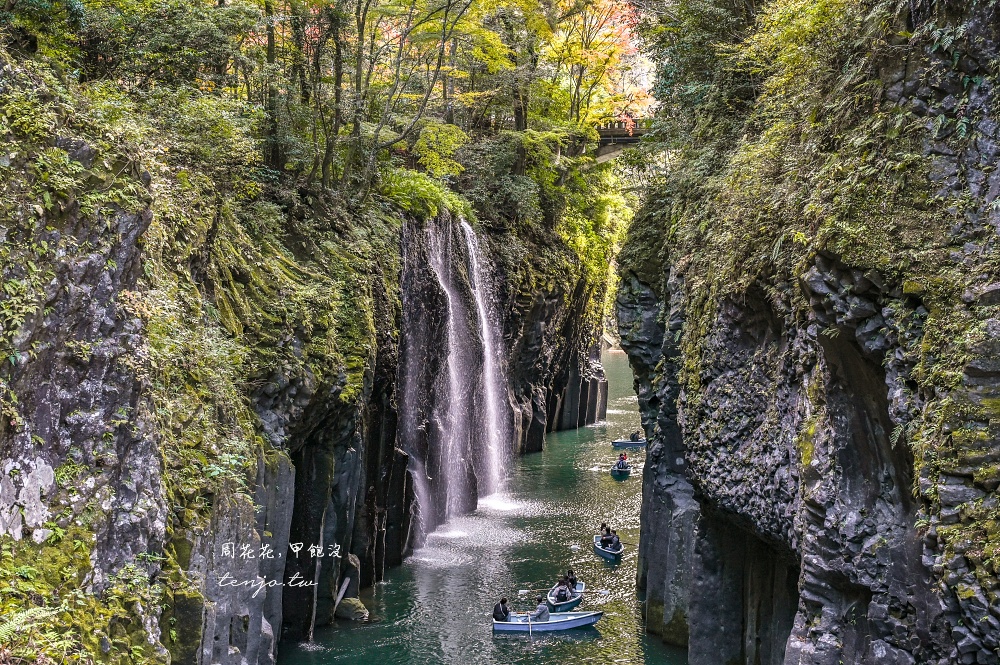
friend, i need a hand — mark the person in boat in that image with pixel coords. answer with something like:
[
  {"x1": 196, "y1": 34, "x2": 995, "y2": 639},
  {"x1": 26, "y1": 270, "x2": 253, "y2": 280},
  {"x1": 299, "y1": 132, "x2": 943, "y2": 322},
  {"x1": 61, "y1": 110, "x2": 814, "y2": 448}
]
[
  {"x1": 629, "y1": 430, "x2": 641, "y2": 442},
  {"x1": 600, "y1": 526, "x2": 614, "y2": 547},
  {"x1": 611, "y1": 530, "x2": 622, "y2": 551},
  {"x1": 616, "y1": 452, "x2": 628, "y2": 469},
  {"x1": 566, "y1": 568, "x2": 577, "y2": 589},
  {"x1": 493, "y1": 597, "x2": 510, "y2": 622},
  {"x1": 530, "y1": 595, "x2": 550, "y2": 621},
  {"x1": 555, "y1": 578, "x2": 571, "y2": 603}
]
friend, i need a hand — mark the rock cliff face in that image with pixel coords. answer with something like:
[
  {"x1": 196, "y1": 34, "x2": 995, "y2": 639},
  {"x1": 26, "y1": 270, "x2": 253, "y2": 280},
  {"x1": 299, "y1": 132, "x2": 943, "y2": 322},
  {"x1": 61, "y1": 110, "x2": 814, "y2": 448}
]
[
  {"x1": 0, "y1": 58, "x2": 607, "y2": 662},
  {"x1": 620, "y1": 3, "x2": 1000, "y2": 664},
  {"x1": 500, "y1": 228, "x2": 609, "y2": 455}
]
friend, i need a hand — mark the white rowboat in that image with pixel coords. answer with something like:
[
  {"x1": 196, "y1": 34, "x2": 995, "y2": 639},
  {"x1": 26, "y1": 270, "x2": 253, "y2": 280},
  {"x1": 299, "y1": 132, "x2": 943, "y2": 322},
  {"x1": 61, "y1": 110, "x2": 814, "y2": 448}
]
[
  {"x1": 547, "y1": 582, "x2": 585, "y2": 612},
  {"x1": 492, "y1": 611, "x2": 603, "y2": 632},
  {"x1": 593, "y1": 535, "x2": 624, "y2": 561}
]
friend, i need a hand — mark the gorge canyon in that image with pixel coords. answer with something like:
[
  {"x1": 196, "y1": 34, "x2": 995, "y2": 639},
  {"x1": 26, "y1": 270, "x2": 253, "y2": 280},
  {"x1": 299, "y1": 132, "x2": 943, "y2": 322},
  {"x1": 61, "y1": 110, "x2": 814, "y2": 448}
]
[{"x1": 5, "y1": 0, "x2": 1000, "y2": 663}]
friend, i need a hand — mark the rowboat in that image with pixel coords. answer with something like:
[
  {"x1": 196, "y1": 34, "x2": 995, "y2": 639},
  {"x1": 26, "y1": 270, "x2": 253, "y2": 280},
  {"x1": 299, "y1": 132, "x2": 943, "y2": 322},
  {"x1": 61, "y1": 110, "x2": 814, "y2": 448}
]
[
  {"x1": 593, "y1": 535, "x2": 624, "y2": 562},
  {"x1": 610, "y1": 464, "x2": 631, "y2": 479},
  {"x1": 547, "y1": 581, "x2": 584, "y2": 612},
  {"x1": 611, "y1": 438, "x2": 646, "y2": 449},
  {"x1": 493, "y1": 611, "x2": 603, "y2": 632}
]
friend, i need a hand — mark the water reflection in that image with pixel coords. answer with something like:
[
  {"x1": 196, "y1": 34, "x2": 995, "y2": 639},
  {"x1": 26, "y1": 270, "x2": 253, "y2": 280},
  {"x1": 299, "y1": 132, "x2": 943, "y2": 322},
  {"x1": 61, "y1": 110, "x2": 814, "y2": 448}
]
[{"x1": 278, "y1": 350, "x2": 687, "y2": 665}]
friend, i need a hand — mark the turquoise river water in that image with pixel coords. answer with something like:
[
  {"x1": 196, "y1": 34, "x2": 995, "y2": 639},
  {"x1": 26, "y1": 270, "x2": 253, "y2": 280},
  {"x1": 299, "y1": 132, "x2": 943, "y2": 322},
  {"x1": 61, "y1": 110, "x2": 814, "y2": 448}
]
[{"x1": 279, "y1": 349, "x2": 688, "y2": 665}]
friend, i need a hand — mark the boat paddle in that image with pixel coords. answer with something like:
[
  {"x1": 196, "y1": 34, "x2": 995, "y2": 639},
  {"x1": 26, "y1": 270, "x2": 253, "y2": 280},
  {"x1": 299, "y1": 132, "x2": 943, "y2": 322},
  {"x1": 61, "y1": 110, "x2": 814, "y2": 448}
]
[{"x1": 518, "y1": 587, "x2": 611, "y2": 595}]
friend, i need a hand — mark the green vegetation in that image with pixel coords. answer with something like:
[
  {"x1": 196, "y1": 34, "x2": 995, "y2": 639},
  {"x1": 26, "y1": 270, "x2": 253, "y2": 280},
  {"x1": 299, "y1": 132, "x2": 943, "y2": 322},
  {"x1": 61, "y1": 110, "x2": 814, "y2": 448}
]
[
  {"x1": 627, "y1": 0, "x2": 1000, "y2": 592},
  {"x1": 0, "y1": 528, "x2": 163, "y2": 664},
  {"x1": 633, "y1": 0, "x2": 949, "y2": 311},
  {"x1": 0, "y1": 0, "x2": 647, "y2": 658}
]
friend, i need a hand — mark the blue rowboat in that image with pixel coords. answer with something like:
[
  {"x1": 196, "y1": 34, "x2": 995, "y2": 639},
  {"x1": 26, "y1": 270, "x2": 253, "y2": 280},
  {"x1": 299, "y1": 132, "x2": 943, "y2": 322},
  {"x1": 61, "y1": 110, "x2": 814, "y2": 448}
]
[
  {"x1": 547, "y1": 582, "x2": 585, "y2": 612},
  {"x1": 593, "y1": 535, "x2": 623, "y2": 562},
  {"x1": 611, "y1": 439, "x2": 646, "y2": 449},
  {"x1": 610, "y1": 464, "x2": 631, "y2": 479},
  {"x1": 493, "y1": 611, "x2": 603, "y2": 632}
]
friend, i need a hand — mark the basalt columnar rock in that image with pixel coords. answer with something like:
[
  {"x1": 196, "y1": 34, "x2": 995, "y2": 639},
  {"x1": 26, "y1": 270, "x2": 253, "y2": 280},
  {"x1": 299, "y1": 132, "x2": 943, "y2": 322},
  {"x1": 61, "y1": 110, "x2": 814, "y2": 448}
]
[
  {"x1": 621, "y1": 2, "x2": 1000, "y2": 664},
  {"x1": 0, "y1": 58, "x2": 607, "y2": 663},
  {"x1": 499, "y1": 226, "x2": 609, "y2": 455}
]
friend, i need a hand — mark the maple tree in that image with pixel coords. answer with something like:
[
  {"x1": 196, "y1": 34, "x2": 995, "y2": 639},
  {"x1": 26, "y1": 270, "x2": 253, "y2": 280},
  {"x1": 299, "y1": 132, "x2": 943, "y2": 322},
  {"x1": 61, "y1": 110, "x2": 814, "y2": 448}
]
[{"x1": 4, "y1": 0, "x2": 646, "y2": 183}]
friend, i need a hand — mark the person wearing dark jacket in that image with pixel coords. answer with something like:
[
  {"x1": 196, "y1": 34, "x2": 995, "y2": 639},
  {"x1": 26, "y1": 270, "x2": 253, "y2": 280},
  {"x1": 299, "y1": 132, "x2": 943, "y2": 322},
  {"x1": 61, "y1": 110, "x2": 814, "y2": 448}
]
[
  {"x1": 566, "y1": 569, "x2": 577, "y2": 589},
  {"x1": 493, "y1": 597, "x2": 510, "y2": 622}
]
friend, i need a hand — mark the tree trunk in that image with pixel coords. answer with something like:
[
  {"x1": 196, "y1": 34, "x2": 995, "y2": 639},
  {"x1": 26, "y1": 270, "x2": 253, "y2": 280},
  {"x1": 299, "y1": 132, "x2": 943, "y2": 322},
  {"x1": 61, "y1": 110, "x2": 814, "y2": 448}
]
[
  {"x1": 264, "y1": 0, "x2": 282, "y2": 172},
  {"x1": 444, "y1": 39, "x2": 456, "y2": 125}
]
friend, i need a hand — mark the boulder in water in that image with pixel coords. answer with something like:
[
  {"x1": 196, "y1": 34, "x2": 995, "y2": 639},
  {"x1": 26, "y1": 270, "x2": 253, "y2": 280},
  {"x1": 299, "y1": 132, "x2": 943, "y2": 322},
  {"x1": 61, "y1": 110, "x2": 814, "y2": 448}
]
[{"x1": 335, "y1": 597, "x2": 369, "y2": 621}]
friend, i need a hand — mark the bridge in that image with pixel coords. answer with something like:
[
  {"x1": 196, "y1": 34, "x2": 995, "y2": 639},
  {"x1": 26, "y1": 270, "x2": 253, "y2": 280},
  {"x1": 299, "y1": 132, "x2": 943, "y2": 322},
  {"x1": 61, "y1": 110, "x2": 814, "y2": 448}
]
[{"x1": 595, "y1": 118, "x2": 652, "y2": 163}]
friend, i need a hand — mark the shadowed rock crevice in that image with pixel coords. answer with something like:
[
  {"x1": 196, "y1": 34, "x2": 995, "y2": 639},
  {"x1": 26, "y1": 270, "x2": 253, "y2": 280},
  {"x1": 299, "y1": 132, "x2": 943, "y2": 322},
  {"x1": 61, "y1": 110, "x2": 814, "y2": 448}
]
[{"x1": 688, "y1": 512, "x2": 799, "y2": 665}]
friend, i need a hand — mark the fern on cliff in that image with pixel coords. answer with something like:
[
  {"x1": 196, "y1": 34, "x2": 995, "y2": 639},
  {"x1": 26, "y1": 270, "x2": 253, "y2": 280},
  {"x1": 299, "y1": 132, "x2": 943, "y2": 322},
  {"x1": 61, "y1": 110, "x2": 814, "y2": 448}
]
[{"x1": 0, "y1": 607, "x2": 56, "y2": 646}]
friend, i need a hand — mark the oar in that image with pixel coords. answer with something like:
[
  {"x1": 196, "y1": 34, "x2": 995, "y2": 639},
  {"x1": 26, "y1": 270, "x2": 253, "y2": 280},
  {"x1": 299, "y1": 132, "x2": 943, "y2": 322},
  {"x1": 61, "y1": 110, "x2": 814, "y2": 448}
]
[{"x1": 519, "y1": 587, "x2": 612, "y2": 595}]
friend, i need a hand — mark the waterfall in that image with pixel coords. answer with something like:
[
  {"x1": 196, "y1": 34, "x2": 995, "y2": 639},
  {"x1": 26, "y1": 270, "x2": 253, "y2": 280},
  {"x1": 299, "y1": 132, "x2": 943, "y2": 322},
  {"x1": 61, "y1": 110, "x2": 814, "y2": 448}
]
[
  {"x1": 424, "y1": 223, "x2": 473, "y2": 519},
  {"x1": 460, "y1": 220, "x2": 509, "y2": 495},
  {"x1": 399, "y1": 215, "x2": 512, "y2": 539}
]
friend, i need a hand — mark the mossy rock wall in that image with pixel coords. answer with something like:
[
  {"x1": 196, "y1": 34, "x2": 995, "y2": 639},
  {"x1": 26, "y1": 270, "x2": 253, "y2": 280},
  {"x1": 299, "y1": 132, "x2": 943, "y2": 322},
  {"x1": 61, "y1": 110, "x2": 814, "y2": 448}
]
[
  {"x1": 619, "y1": 1, "x2": 1000, "y2": 663},
  {"x1": 486, "y1": 221, "x2": 610, "y2": 455},
  {"x1": 0, "y1": 45, "x2": 612, "y2": 663}
]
